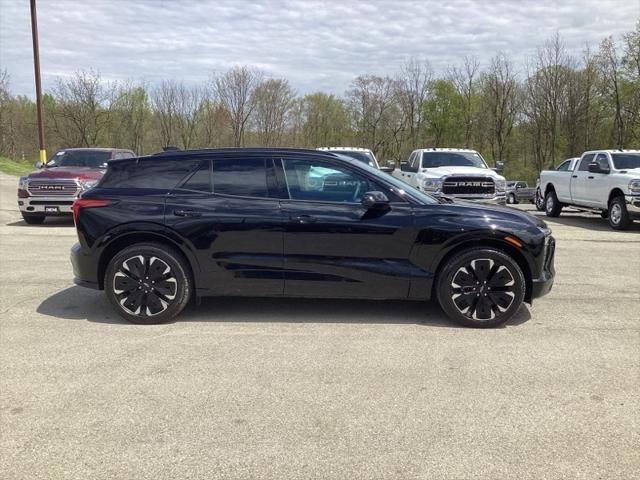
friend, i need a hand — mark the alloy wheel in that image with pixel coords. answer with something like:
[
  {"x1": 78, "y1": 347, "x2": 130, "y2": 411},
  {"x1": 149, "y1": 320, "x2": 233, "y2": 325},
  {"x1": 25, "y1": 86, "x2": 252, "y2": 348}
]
[
  {"x1": 450, "y1": 258, "x2": 516, "y2": 321},
  {"x1": 610, "y1": 203, "x2": 622, "y2": 225},
  {"x1": 113, "y1": 255, "x2": 178, "y2": 316}
]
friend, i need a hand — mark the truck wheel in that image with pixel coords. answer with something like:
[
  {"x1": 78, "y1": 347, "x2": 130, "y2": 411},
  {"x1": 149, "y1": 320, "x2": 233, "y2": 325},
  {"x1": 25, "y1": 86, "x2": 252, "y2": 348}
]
[
  {"x1": 21, "y1": 213, "x2": 46, "y2": 225},
  {"x1": 608, "y1": 197, "x2": 631, "y2": 230},
  {"x1": 105, "y1": 243, "x2": 192, "y2": 324},
  {"x1": 545, "y1": 190, "x2": 562, "y2": 217},
  {"x1": 507, "y1": 193, "x2": 516, "y2": 204},
  {"x1": 535, "y1": 190, "x2": 545, "y2": 211},
  {"x1": 436, "y1": 248, "x2": 526, "y2": 328}
]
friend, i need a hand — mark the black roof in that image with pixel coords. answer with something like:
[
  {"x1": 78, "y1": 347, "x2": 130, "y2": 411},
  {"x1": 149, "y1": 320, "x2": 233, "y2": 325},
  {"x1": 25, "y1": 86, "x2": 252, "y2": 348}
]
[{"x1": 150, "y1": 147, "x2": 335, "y2": 157}]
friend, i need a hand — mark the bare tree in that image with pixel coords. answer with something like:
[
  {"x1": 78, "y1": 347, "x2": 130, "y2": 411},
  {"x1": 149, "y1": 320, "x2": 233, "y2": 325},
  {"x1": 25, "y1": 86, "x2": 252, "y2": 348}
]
[
  {"x1": 394, "y1": 58, "x2": 432, "y2": 154},
  {"x1": 449, "y1": 56, "x2": 480, "y2": 147},
  {"x1": 152, "y1": 80, "x2": 180, "y2": 147},
  {"x1": 252, "y1": 78, "x2": 296, "y2": 146},
  {"x1": 213, "y1": 66, "x2": 263, "y2": 147},
  {"x1": 52, "y1": 70, "x2": 115, "y2": 147},
  {"x1": 175, "y1": 83, "x2": 203, "y2": 149},
  {"x1": 597, "y1": 37, "x2": 625, "y2": 147},
  {"x1": 111, "y1": 81, "x2": 150, "y2": 153},
  {"x1": 481, "y1": 53, "x2": 519, "y2": 164}
]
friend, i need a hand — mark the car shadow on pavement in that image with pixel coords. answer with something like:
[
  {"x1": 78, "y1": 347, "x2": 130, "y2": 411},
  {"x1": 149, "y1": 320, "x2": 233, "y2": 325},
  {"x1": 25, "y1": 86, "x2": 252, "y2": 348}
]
[
  {"x1": 6, "y1": 217, "x2": 75, "y2": 227},
  {"x1": 37, "y1": 286, "x2": 531, "y2": 329}
]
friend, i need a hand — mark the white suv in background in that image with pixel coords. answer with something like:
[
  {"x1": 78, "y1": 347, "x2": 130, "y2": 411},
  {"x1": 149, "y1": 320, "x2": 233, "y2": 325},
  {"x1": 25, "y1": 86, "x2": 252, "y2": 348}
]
[
  {"x1": 317, "y1": 147, "x2": 392, "y2": 172},
  {"x1": 392, "y1": 148, "x2": 507, "y2": 204}
]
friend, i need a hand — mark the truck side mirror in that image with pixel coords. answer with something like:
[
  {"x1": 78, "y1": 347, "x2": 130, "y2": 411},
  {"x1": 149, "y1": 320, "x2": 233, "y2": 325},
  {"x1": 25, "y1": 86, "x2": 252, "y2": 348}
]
[
  {"x1": 493, "y1": 161, "x2": 504, "y2": 173},
  {"x1": 400, "y1": 161, "x2": 410, "y2": 172},
  {"x1": 588, "y1": 162, "x2": 609, "y2": 174}
]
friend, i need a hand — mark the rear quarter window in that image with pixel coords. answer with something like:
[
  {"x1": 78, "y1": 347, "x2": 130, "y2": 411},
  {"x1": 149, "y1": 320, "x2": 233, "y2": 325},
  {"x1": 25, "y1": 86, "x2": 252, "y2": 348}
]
[{"x1": 100, "y1": 158, "x2": 201, "y2": 190}]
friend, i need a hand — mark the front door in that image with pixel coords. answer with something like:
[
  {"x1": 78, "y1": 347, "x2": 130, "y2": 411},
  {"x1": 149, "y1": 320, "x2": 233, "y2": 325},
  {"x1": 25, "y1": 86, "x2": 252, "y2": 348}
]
[
  {"x1": 277, "y1": 156, "x2": 416, "y2": 299},
  {"x1": 570, "y1": 153, "x2": 596, "y2": 205}
]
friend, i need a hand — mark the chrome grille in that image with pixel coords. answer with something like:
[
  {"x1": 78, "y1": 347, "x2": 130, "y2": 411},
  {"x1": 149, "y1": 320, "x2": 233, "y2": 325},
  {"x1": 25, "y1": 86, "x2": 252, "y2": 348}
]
[
  {"x1": 27, "y1": 179, "x2": 79, "y2": 197},
  {"x1": 442, "y1": 176, "x2": 495, "y2": 195}
]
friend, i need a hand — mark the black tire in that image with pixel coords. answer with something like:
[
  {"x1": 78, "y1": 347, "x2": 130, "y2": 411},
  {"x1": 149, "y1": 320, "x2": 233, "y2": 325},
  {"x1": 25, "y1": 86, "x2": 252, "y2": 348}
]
[
  {"x1": 535, "y1": 189, "x2": 545, "y2": 211},
  {"x1": 105, "y1": 243, "x2": 192, "y2": 324},
  {"x1": 21, "y1": 213, "x2": 45, "y2": 224},
  {"x1": 544, "y1": 190, "x2": 562, "y2": 217},
  {"x1": 507, "y1": 193, "x2": 517, "y2": 204},
  {"x1": 608, "y1": 196, "x2": 631, "y2": 230},
  {"x1": 436, "y1": 248, "x2": 526, "y2": 328}
]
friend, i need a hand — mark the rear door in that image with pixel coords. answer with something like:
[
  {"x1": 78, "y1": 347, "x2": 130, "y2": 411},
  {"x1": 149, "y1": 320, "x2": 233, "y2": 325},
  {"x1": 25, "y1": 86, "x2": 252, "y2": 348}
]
[
  {"x1": 570, "y1": 154, "x2": 596, "y2": 205},
  {"x1": 164, "y1": 155, "x2": 285, "y2": 297},
  {"x1": 276, "y1": 155, "x2": 415, "y2": 299}
]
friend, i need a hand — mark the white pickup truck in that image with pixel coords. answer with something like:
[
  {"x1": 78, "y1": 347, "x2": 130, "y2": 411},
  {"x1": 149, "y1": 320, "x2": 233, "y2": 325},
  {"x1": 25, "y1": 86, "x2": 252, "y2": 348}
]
[
  {"x1": 392, "y1": 148, "x2": 507, "y2": 204},
  {"x1": 539, "y1": 150, "x2": 640, "y2": 230}
]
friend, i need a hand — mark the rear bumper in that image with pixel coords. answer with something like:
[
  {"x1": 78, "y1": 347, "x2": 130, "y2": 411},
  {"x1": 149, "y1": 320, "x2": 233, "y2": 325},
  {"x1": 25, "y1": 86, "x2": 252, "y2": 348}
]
[
  {"x1": 71, "y1": 242, "x2": 101, "y2": 290},
  {"x1": 18, "y1": 195, "x2": 75, "y2": 214},
  {"x1": 625, "y1": 195, "x2": 640, "y2": 216}
]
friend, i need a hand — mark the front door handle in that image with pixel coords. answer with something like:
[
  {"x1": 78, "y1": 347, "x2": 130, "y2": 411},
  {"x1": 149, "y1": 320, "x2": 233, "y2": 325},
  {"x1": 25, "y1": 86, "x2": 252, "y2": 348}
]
[
  {"x1": 588, "y1": 176, "x2": 594, "y2": 179},
  {"x1": 174, "y1": 209, "x2": 202, "y2": 218},
  {"x1": 572, "y1": 175, "x2": 578, "y2": 178},
  {"x1": 290, "y1": 215, "x2": 317, "y2": 224}
]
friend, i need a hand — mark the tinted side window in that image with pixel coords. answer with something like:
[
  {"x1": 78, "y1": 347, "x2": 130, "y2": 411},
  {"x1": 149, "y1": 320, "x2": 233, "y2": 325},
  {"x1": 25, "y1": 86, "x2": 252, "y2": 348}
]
[
  {"x1": 578, "y1": 154, "x2": 595, "y2": 171},
  {"x1": 213, "y1": 158, "x2": 268, "y2": 198},
  {"x1": 179, "y1": 161, "x2": 212, "y2": 193},
  {"x1": 282, "y1": 159, "x2": 373, "y2": 203},
  {"x1": 101, "y1": 158, "x2": 200, "y2": 189},
  {"x1": 556, "y1": 160, "x2": 570, "y2": 171}
]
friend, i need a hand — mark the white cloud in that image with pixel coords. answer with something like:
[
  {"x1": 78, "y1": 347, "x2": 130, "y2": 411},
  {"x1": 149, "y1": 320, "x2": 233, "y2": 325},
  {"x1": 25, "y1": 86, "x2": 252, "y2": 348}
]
[{"x1": 0, "y1": 0, "x2": 638, "y2": 97}]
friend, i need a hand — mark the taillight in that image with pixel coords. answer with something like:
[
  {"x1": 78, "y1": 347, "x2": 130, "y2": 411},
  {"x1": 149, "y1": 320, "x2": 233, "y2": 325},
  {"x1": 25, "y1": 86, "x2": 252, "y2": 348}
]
[{"x1": 72, "y1": 198, "x2": 110, "y2": 225}]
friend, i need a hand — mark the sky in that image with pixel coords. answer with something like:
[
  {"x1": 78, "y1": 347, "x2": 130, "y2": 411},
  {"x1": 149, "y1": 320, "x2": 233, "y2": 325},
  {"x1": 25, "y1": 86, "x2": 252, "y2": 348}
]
[{"x1": 1, "y1": 0, "x2": 639, "y2": 98}]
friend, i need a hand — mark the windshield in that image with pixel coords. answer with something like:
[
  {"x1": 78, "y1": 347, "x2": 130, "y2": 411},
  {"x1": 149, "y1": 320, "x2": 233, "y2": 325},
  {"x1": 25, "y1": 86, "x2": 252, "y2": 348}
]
[
  {"x1": 611, "y1": 153, "x2": 640, "y2": 170},
  {"x1": 331, "y1": 150, "x2": 378, "y2": 167},
  {"x1": 47, "y1": 150, "x2": 111, "y2": 168},
  {"x1": 422, "y1": 151, "x2": 487, "y2": 169},
  {"x1": 335, "y1": 154, "x2": 438, "y2": 205}
]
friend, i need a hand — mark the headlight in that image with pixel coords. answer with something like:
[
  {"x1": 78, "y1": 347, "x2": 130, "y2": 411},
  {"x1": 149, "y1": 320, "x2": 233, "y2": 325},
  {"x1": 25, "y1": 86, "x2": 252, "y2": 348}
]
[
  {"x1": 495, "y1": 179, "x2": 506, "y2": 192},
  {"x1": 629, "y1": 179, "x2": 640, "y2": 193},
  {"x1": 421, "y1": 179, "x2": 442, "y2": 192},
  {"x1": 78, "y1": 179, "x2": 98, "y2": 191},
  {"x1": 18, "y1": 176, "x2": 29, "y2": 190}
]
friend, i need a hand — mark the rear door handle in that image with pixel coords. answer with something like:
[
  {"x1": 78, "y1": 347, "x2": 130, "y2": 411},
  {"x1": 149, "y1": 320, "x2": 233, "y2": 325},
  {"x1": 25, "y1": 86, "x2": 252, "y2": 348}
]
[
  {"x1": 290, "y1": 215, "x2": 317, "y2": 224},
  {"x1": 174, "y1": 209, "x2": 201, "y2": 218},
  {"x1": 572, "y1": 175, "x2": 578, "y2": 178},
  {"x1": 588, "y1": 176, "x2": 594, "y2": 179}
]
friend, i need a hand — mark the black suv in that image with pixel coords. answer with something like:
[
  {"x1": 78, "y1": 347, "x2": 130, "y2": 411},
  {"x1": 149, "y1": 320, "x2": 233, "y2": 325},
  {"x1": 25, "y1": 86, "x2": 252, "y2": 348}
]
[{"x1": 71, "y1": 148, "x2": 555, "y2": 327}]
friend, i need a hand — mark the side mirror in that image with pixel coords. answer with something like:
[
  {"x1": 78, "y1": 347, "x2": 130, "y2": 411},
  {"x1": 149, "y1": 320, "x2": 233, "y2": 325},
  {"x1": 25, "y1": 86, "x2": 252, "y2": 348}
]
[
  {"x1": 588, "y1": 162, "x2": 609, "y2": 174},
  {"x1": 379, "y1": 163, "x2": 394, "y2": 173},
  {"x1": 361, "y1": 191, "x2": 390, "y2": 210},
  {"x1": 493, "y1": 161, "x2": 504, "y2": 173},
  {"x1": 34, "y1": 161, "x2": 44, "y2": 168},
  {"x1": 400, "y1": 161, "x2": 410, "y2": 172}
]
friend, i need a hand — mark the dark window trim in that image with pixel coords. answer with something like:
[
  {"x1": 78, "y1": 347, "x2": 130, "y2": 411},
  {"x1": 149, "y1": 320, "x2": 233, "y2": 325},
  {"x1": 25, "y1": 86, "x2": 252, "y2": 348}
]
[{"x1": 174, "y1": 159, "x2": 213, "y2": 194}]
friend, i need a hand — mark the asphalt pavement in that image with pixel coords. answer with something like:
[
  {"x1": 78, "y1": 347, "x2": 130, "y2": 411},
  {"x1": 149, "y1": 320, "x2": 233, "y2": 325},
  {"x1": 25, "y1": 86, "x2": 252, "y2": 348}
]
[{"x1": 0, "y1": 171, "x2": 638, "y2": 479}]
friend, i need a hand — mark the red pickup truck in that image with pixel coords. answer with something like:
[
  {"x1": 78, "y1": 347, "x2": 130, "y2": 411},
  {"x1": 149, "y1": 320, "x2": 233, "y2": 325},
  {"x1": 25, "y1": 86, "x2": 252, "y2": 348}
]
[{"x1": 17, "y1": 148, "x2": 135, "y2": 224}]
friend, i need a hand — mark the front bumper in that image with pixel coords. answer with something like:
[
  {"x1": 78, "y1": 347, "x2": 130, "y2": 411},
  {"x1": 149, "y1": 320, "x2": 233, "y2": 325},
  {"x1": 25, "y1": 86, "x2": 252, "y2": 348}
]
[
  {"x1": 625, "y1": 195, "x2": 640, "y2": 216},
  {"x1": 430, "y1": 192, "x2": 506, "y2": 205},
  {"x1": 18, "y1": 195, "x2": 75, "y2": 215},
  {"x1": 530, "y1": 236, "x2": 555, "y2": 301}
]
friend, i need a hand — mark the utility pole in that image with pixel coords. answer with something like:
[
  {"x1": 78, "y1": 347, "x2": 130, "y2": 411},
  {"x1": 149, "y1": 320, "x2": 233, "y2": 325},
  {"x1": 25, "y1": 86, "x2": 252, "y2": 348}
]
[{"x1": 30, "y1": 0, "x2": 46, "y2": 164}]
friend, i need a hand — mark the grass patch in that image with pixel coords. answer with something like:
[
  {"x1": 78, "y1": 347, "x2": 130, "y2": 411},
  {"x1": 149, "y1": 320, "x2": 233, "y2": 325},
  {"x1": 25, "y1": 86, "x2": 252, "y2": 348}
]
[{"x1": 0, "y1": 157, "x2": 36, "y2": 176}]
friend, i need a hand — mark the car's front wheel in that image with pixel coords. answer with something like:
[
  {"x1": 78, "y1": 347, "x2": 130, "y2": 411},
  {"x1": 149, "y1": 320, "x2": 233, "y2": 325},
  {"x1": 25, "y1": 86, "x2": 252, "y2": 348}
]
[
  {"x1": 535, "y1": 189, "x2": 545, "y2": 211},
  {"x1": 105, "y1": 243, "x2": 192, "y2": 324},
  {"x1": 437, "y1": 248, "x2": 526, "y2": 328},
  {"x1": 507, "y1": 193, "x2": 516, "y2": 204},
  {"x1": 608, "y1": 196, "x2": 631, "y2": 230}
]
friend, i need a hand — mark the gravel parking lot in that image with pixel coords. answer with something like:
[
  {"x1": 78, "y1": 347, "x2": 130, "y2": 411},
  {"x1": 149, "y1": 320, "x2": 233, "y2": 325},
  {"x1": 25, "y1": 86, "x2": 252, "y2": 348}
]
[{"x1": 1, "y1": 171, "x2": 638, "y2": 479}]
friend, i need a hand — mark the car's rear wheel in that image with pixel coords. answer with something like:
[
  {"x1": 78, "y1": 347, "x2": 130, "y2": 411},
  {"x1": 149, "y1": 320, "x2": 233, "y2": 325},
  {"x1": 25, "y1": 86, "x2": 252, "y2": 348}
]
[
  {"x1": 507, "y1": 193, "x2": 516, "y2": 204},
  {"x1": 105, "y1": 243, "x2": 192, "y2": 324},
  {"x1": 437, "y1": 248, "x2": 526, "y2": 328},
  {"x1": 545, "y1": 190, "x2": 562, "y2": 217},
  {"x1": 21, "y1": 212, "x2": 45, "y2": 224},
  {"x1": 608, "y1": 196, "x2": 631, "y2": 230}
]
